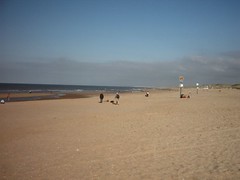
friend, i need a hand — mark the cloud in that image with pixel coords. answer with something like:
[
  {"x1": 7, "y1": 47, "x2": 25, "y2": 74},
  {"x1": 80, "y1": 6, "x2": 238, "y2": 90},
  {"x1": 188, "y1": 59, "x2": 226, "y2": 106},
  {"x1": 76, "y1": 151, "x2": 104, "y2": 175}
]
[
  {"x1": 1, "y1": 52, "x2": 240, "y2": 87},
  {"x1": 177, "y1": 53, "x2": 240, "y2": 84},
  {"x1": 221, "y1": 50, "x2": 240, "y2": 59}
]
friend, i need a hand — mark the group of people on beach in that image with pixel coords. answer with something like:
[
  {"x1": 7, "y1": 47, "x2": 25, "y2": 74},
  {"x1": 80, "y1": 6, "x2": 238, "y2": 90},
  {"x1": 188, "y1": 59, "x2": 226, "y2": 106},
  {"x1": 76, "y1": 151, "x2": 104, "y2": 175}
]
[
  {"x1": 99, "y1": 91, "x2": 150, "y2": 105},
  {"x1": 99, "y1": 89, "x2": 191, "y2": 105},
  {"x1": 99, "y1": 92, "x2": 120, "y2": 105}
]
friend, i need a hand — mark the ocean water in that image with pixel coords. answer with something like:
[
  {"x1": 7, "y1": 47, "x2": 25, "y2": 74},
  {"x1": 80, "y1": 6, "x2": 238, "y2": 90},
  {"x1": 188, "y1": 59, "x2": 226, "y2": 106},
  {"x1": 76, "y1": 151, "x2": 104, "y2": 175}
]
[
  {"x1": 0, "y1": 83, "x2": 145, "y2": 102},
  {"x1": 0, "y1": 83, "x2": 144, "y2": 93}
]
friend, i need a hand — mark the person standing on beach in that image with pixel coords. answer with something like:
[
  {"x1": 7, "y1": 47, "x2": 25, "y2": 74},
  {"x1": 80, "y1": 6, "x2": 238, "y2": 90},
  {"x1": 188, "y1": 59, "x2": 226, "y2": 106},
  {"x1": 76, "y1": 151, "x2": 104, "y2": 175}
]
[
  {"x1": 115, "y1": 92, "x2": 120, "y2": 105},
  {"x1": 7, "y1": 93, "x2": 10, "y2": 101},
  {"x1": 99, "y1": 93, "x2": 104, "y2": 103}
]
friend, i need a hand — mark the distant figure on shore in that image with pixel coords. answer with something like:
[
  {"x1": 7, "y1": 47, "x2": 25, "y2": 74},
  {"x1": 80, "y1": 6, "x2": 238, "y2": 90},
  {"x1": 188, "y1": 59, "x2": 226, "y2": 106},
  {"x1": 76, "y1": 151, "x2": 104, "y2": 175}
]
[
  {"x1": 7, "y1": 93, "x2": 10, "y2": 101},
  {"x1": 145, "y1": 91, "x2": 149, "y2": 97},
  {"x1": 99, "y1": 93, "x2": 104, "y2": 103},
  {"x1": 115, "y1": 92, "x2": 120, "y2": 105}
]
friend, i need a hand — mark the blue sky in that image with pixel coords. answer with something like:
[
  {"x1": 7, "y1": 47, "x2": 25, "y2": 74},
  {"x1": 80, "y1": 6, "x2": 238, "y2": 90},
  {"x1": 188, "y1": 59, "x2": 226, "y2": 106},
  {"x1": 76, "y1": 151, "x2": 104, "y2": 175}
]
[{"x1": 1, "y1": 0, "x2": 240, "y2": 86}]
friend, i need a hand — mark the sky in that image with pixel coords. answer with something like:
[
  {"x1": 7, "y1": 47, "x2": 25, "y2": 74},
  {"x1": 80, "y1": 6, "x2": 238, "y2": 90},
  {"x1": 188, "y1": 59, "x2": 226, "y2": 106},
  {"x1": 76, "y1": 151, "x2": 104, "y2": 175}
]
[{"x1": 1, "y1": 0, "x2": 240, "y2": 87}]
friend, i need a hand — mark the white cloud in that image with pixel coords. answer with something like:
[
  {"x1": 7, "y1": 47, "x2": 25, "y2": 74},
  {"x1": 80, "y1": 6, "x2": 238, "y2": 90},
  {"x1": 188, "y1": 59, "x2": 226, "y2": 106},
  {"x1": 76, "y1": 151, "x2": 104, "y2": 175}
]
[{"x1": 1, "y1": 51, "x2": 240, "y2": 87}]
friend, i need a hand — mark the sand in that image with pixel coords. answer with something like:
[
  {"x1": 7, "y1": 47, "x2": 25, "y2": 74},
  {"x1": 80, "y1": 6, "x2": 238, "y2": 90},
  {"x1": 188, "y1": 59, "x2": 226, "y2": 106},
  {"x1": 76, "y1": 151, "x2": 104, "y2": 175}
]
[{"x1": 0, "y1": 88, "x2": 240, "y2": 179}]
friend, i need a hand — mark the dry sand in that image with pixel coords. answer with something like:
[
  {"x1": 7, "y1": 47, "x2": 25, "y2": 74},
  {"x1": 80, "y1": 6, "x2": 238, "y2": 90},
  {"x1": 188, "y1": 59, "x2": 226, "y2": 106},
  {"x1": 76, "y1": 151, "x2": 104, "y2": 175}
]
[{"x1": 0, "y1": 89, "x2": 240, "y2": 179}]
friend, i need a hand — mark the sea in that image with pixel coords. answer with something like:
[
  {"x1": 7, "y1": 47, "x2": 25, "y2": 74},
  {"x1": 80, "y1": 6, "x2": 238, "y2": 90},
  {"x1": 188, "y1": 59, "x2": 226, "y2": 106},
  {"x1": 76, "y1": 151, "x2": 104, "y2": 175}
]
[
  {"x1": 0, "y1": 83, "x2": 145, "y2": 102},
  {"x1": 0, "y1": 83, "x2": 144, "y2": 93}
]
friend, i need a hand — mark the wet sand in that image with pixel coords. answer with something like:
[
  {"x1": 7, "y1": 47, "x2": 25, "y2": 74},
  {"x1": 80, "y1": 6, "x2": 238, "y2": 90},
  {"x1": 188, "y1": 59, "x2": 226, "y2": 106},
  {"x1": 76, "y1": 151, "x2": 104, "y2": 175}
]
[
  {"x1": 0, "y1": 88, "x2": 240, "y2": 179},
  {"x1": 0, "y1": 92, "x2": 93, "y2": 102}
]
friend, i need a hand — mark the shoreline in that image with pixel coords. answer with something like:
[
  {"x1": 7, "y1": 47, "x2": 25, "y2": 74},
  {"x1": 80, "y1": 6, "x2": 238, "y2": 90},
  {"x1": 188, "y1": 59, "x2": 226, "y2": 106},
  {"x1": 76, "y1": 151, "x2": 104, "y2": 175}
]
[
  {"x1": 0, "y1": 87, "x2": 230, "y2": 102},
  {"x1": 0, "y1": 88, "x2": 179, "y2": 102},
  {"x1": 0, "y1": 92, "x2": 97, "y2": 102}
]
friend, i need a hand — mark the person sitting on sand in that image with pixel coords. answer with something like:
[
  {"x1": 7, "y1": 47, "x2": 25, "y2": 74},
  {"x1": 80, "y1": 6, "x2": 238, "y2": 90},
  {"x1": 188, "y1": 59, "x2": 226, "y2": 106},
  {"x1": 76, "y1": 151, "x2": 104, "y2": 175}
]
[
  {"x1": 99, "y1": 93, "x2": 104, "y2": 103},
  {"x1": 145, "y1": 91, "x2": 149, "y2": 97},
  {"x1": 180, "y1": 93, "x2": 190, "y2": 98}
]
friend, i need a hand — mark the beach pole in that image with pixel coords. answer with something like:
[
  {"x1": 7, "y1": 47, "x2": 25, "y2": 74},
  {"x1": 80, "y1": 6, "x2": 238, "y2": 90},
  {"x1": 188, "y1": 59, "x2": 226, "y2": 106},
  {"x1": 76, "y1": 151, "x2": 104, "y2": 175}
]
[
  {"x1": 179, "y1": 83, "x2": 184, "y2": 98},
  {"x1": 196, "y1": 83, "x2": 199, "y2": 94},
  {"x1": 179, "y1": 76, "x2": 184, "y2": 98}
]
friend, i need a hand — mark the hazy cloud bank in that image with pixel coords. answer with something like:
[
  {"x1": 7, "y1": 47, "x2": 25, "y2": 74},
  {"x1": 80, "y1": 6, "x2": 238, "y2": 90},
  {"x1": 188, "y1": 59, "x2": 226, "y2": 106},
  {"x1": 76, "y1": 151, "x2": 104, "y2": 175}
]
[{"x1": 1, "y1": 52, "x2": 240, "y2": 87}]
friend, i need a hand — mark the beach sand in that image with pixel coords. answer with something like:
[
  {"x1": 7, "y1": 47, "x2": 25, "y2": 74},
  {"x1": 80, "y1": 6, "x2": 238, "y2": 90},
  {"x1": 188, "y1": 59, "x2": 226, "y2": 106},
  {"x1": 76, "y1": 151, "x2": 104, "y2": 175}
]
[{"x1": 0, "y1": 89, "x2": 240, "y2": 179}]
